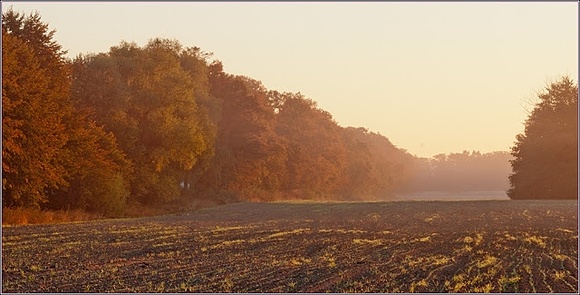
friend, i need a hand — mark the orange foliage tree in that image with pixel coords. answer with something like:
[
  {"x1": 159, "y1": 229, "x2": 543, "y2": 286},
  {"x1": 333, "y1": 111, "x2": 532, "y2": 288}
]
[
  {"x1": 2, "y1": 10, "x2": 131, "y2": 216},
  {"x1": 195, "y1": 62, "x2": 286, "y2": 201},
  {"x1": 275, "y1": 93, "x2": 347, "y2": 199},
  {"x1": 71, "y1": 39, "x2": 216, "y2": 205}
]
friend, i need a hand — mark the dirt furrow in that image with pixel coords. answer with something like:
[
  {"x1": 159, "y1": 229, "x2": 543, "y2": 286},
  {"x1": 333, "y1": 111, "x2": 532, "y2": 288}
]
[{"x1": 3, "y1": 200, "x2": 577, "y2": 293}]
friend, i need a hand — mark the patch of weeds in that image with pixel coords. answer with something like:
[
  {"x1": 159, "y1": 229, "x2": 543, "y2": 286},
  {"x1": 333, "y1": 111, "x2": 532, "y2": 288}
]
[
  {"x1": 523, "y1": 235, "x2": 546, "y2": 248},
  {"x1": 211, "y1": 225, "x2": 247, "y2": 233},
  {"x1": 552, "y1": 253, "x2": 568, "y2": 261},
  {"x1": 352, "y1": 238, "x2": 382, "y2": 245},
  {"x1": 556, "y1": 228, "x2": 574, "y2": 234},
  {"x1": 474, "y1": 233, "x2": 484, "y2": 246},
  {"x1": 409, "y1": 279, "x2": 428, "y2": 292},
  {"x1": 552, "y1": 270, "x2": 567, "y2": 280},
  {"x1": 155, "y1": 281, "x2": 165, "y2": 292},
  {"x1": 473, "y1": 282, "x2": 493, "y2": 292},
  {"x1": 476, "y1": 255, "x2": 499, "y2": 268},
  {"x1": 223, "y1": 239, "x2": 244, "y2": 246},
  {"x1": 221, "y1": 277, "x2": 234, "y2": 292},
  {"x1": 267, "y1": 228, "x2": 309, "y2": 238},
  {"x1": 433, "y1": 256, "x2": 451, "y2": 266},
  {"x1": 153, "y1": 241, "x2": 172, "y2": 248},
  {"x1": 289, "y1": 257, "x2": 311, "y2": 266},
  {"x1": 367, "y1": 213, "x2": 381, "y2": 221},
  {"x1": 328, "y1": 257, "x2": 336, "y2": 268},
  {"x1": 499, "y1": 272, "x2": 521, "y2": 292}
]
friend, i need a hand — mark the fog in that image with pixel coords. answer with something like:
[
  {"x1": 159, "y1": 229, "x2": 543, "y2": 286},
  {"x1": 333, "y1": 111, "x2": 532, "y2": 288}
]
[
  {"x1": 393, "y1": 190, "x2": 509, "y2": 202},
  {"x1": 394, "y1": 150, "x2": 513, "y2": 201}
]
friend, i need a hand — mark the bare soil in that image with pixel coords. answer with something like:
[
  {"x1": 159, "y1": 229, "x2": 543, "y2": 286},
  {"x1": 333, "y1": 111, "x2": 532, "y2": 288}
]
[{"x1": 2, "y1": 200, "x2": 578, "y2": 292}]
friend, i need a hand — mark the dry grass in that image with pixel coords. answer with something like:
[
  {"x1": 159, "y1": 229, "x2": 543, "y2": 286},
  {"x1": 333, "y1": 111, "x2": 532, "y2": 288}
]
[
  {"x1": 2, "y1": 198, "x2": 223, "y2": 226},
  {"x1": 2, "y1": 207, "x2": 104, "y2": 226}
]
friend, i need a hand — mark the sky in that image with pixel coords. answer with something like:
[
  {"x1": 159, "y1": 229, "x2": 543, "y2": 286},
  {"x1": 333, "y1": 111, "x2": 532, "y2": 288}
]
[{"x1": 3, "y1": 2, "x2": 578, "y2": 158}]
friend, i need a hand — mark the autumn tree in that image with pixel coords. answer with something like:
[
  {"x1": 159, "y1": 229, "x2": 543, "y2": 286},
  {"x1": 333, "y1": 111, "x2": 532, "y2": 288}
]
[
  {"x1": 341, "y1": 127, "x2": 414, "y2": 199},
  {"x1": 2, "y1": 9, "x2": 132, "y2": 215},
  {"x1": 340, "y1": 127, "x2": 379, "y2": 198},
  {"x1": 508, "y1": 76, "x2": 578, "y2": 200},
  {"x1": 46, "y1": 115, "x2": 133, "y2": 216},
  {"x1": 275, "y1": 93, "x2": 347, "y2": 199},
  {"x1": 71, "y1": 38, "x2": 215, "y2": 204},
  {"x1": 196, "y1": 63, "x2": 286, "y2": 201},
  {"x1": 176, "y1": 47, "x2": 218, "y2": 195},
  {"x1": 2, "y1": 19, "x2": 69, "y2": 208}
]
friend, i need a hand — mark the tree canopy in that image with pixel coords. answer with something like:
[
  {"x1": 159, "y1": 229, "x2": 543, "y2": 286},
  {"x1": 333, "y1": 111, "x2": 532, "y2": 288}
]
[
  {"x1": 71, "y1": 38, "x2": 216, "y2": 204},
  {"x1": 507, "y1": 76, "x2": 578, "y2": 200},
  {"x1": 2, "y1": 18, "x2": 70, "y2": 207},
  {"x1": 2, "y1": 9, "x2": 132, "y2": 216}
]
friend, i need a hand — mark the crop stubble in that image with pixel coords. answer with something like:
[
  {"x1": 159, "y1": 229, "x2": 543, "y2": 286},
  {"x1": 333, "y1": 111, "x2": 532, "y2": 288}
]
[{"x1": 2, "y1": 200, "x2": 578, "y2": 292}]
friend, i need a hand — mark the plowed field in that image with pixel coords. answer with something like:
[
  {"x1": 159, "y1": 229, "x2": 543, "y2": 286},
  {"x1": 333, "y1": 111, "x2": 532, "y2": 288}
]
[{"x1": 2, "y1": 200, "x2": 578, "y2": 292}]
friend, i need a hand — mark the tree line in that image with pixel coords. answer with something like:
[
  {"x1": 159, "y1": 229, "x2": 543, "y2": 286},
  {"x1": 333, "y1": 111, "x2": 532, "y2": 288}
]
[
  {"x1": 2, "y1": 10, "x2": 419, "y2": 216},
  {"x1": 403, "y1": 150, "x2": 513, "y2": 193},
  {"x1": 3, "y1": 10, "x2": 576, "y2": 217}
]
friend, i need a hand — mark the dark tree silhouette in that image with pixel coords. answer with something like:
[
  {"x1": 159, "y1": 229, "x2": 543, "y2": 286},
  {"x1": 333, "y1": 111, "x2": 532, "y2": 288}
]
[{"x1": 507, "y1": 76, "x2": 578, "y2": 200}]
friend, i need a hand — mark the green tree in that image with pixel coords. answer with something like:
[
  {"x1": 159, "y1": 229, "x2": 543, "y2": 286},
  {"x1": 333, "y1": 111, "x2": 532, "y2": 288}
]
[{"x1": 508, "y1": 76, "x2": 578, "y2": 200}]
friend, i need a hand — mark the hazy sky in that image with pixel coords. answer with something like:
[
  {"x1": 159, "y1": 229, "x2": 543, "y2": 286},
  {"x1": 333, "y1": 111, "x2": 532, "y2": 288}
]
[{"x1": 3, "y1": 2, "x2": 578, "y2": 158}]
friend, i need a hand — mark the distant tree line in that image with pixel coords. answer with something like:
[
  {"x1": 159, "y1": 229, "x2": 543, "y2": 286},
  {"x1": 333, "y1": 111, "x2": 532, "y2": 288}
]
[
  {"x1": 3, "y1": 10, "x2": 575, "y2": 217},
  {"x1": 403, "y1": 151, "x2": 513, "y2": 193}
]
